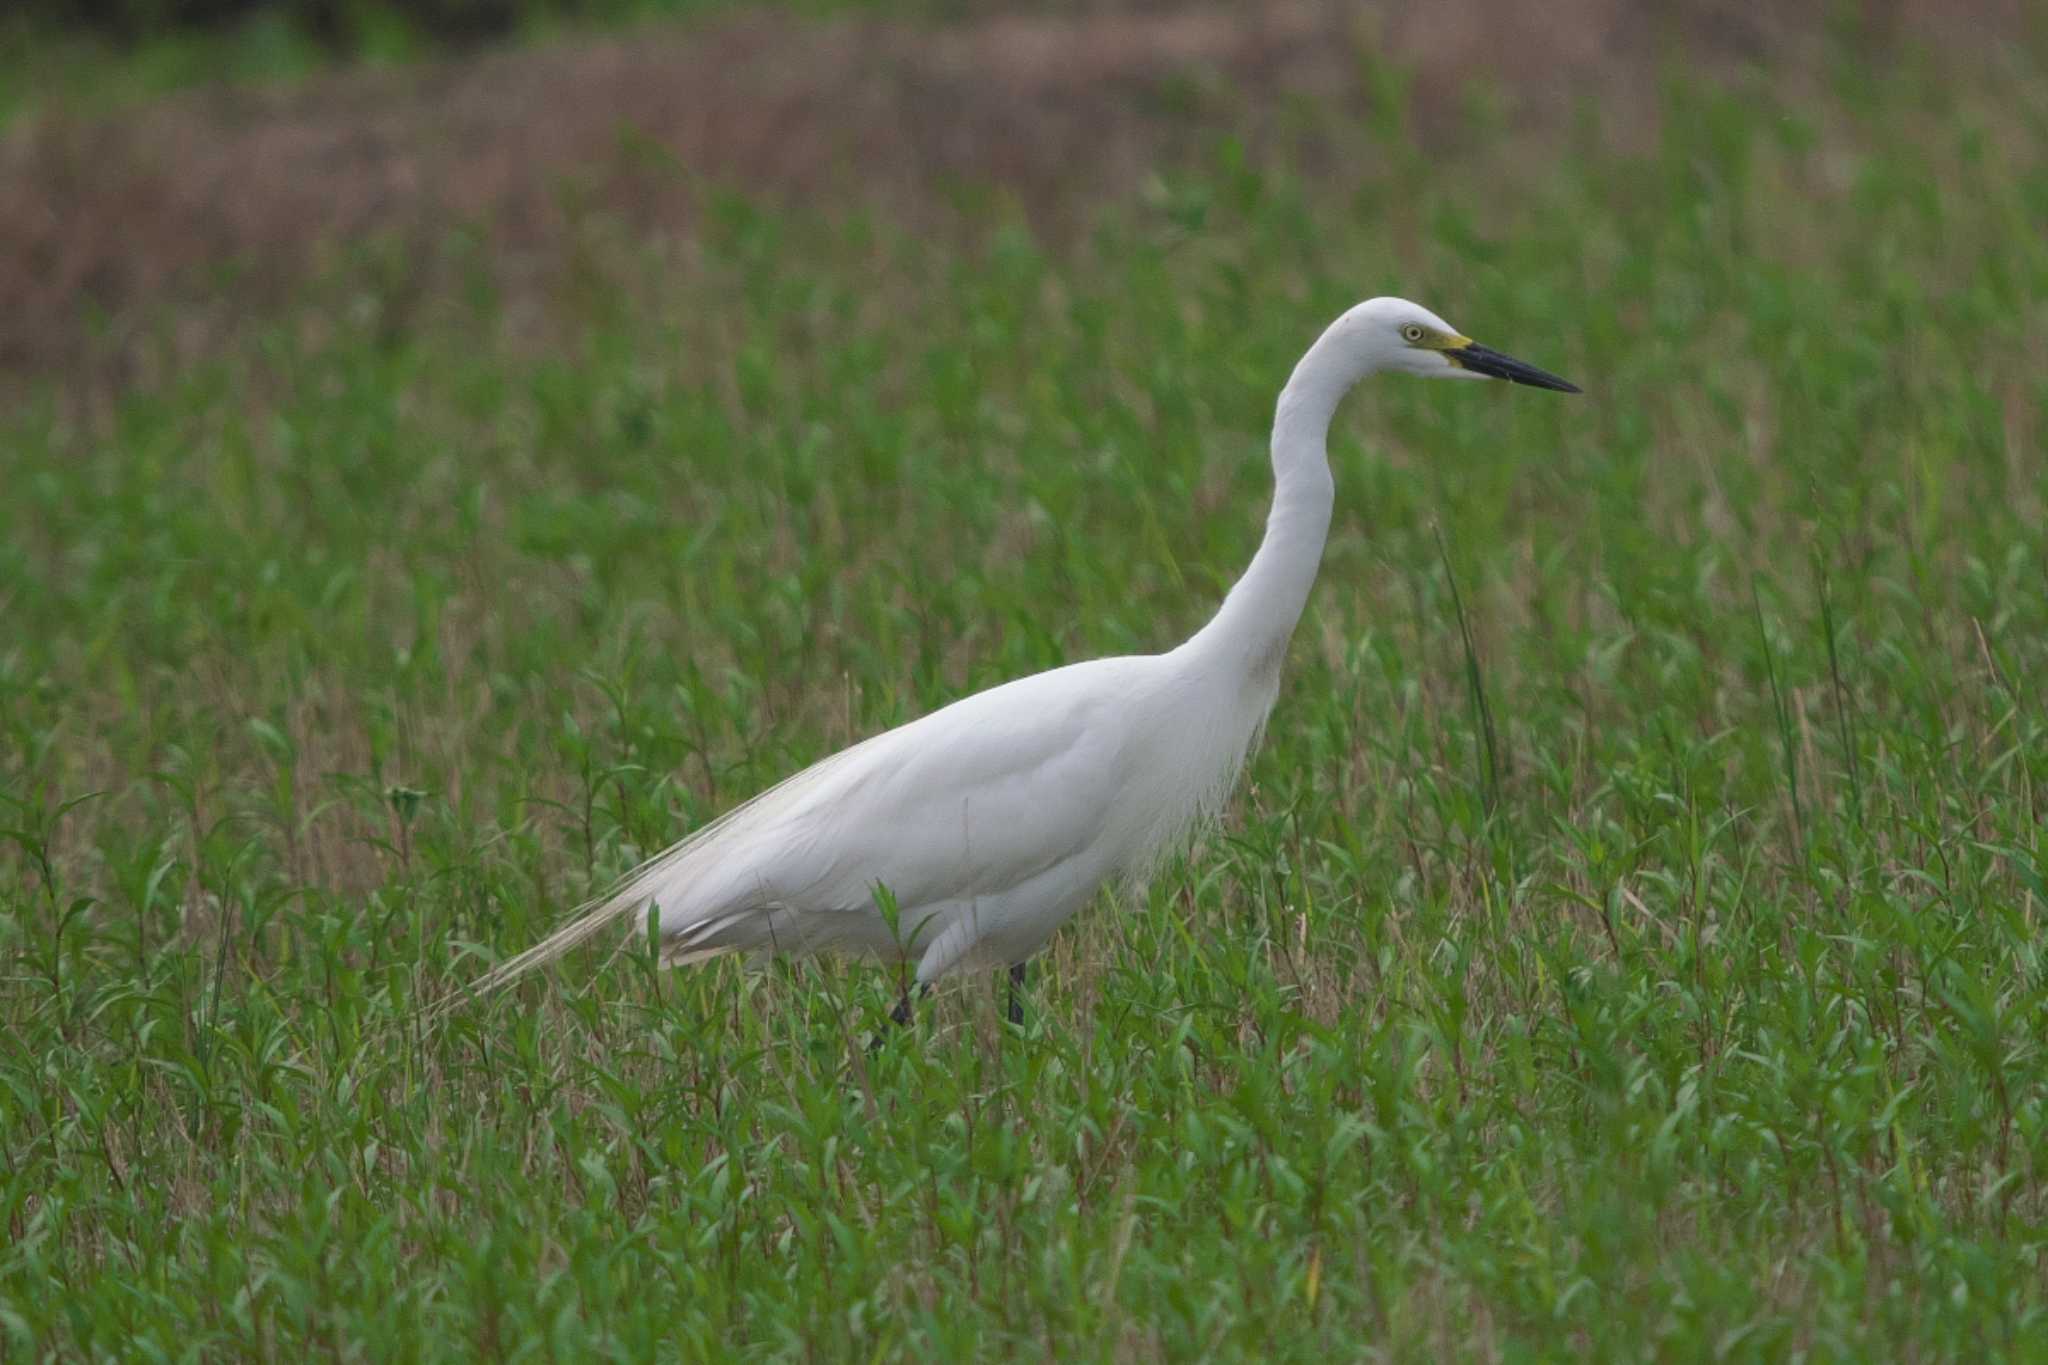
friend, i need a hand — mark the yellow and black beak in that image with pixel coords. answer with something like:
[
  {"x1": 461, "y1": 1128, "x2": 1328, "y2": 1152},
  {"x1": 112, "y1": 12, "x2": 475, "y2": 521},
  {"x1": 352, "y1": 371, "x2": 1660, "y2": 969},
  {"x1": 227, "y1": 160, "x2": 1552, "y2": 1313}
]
[{"x1": 1447, "y1": 342, "x2": 1581, "y2": 393}]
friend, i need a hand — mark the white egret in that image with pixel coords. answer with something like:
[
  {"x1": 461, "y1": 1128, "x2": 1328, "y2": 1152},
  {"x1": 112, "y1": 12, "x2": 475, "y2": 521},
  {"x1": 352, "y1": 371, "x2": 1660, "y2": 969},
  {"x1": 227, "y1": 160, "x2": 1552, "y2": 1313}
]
[{"x1": 469, "y1": 297, "x2": 1577, "y2": 1024}]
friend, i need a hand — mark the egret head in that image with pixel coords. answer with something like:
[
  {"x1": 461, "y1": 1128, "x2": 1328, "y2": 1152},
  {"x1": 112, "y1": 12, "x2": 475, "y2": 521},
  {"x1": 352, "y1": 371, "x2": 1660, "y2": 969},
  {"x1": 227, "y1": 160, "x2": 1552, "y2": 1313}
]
[{"x1": 1339, "y1": 297, "x2": 1580, "y2": 392}]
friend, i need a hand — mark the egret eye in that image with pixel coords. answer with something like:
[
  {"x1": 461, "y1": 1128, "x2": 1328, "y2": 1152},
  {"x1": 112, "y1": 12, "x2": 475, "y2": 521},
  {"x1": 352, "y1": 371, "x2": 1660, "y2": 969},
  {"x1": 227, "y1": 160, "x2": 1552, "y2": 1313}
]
[{"x1": 1401, "y1": 324, "x2": 1426, "y2": 343}]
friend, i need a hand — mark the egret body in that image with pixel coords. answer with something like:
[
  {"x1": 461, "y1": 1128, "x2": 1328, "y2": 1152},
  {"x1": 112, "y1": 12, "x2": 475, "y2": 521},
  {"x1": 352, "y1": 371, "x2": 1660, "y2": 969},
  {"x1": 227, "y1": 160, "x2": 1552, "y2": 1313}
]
[{"x1": 470, "y1": 298, "x2": 1576, "y2": 1015}]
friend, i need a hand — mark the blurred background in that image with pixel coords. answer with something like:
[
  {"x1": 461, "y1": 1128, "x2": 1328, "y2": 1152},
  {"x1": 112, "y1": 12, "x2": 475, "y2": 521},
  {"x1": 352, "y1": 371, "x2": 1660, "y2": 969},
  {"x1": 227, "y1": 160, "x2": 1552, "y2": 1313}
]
[{"x1": 7, "y1": 0, "x2": 2033, "y2": 395}]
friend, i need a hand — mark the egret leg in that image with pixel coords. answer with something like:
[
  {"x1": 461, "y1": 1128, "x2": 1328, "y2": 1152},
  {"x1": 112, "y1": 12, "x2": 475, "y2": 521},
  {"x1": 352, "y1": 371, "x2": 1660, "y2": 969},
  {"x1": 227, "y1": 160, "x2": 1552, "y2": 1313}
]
[
  {"x1": 1006, "y1": 960, "x2": 1029, "y2": 1027},
  {"x1": 869, "y1": 982, "x2": 931, "y2": 1053}
]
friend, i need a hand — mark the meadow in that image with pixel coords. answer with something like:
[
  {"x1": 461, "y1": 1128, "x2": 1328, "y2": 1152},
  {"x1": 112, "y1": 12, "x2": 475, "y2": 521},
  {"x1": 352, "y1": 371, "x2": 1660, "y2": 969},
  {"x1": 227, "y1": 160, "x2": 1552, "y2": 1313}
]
[{"x1": 3, "y1": 7, "x2": 2047, "y2": 1359}]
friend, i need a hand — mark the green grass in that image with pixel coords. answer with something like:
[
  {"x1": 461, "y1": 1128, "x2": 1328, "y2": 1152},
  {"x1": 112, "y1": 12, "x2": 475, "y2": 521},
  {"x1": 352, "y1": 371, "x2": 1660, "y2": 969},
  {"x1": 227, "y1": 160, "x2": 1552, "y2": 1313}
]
[{"x1": 5, "y1": 38, "x2": 2048, "y2": 1363}]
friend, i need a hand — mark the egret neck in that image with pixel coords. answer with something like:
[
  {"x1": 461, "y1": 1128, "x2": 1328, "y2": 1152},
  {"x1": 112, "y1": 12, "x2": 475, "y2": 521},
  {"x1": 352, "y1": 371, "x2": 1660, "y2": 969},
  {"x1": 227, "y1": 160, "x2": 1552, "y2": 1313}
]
[{"x1": 1185, "y1": 316, "x2": 1361, "y2": 676}]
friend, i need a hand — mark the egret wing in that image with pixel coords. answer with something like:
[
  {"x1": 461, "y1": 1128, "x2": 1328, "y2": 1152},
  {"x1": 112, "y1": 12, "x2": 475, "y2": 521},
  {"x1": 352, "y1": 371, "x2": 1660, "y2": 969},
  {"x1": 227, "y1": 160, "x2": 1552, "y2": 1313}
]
[
  {"x1": 653, "y1": 658, "x2": 1142, "y2": 928},
  {"x1": 458, "y1": 657, "x2": 1153, "y2": 999}
]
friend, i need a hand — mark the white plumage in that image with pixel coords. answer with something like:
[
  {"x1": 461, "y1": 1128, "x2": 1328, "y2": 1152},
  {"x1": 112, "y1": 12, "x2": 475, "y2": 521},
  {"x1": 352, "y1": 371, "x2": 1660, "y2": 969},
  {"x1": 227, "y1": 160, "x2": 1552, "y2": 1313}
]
[{"x1": 467, "y1": 297, "x2": 1576, "y2": 1006}]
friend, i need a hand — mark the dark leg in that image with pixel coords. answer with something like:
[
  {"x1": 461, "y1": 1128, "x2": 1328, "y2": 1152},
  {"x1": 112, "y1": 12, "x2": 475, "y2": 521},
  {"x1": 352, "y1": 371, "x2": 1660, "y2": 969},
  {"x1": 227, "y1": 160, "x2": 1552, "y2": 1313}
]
[
  {"x1": 1006, "y1": 960, "x2": 1029, "y2": 1027},
  {"x1": 890, "y1": 983, "x2": 919, "y2": 1028},
  {"x1": 870, "y1": 981, "x2": 930, "y2": 1053}
]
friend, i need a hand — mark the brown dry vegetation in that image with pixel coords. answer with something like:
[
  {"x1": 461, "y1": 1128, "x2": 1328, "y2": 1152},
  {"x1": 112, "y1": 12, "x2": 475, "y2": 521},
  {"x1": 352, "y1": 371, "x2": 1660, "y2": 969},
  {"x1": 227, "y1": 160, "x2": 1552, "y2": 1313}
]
[{"x1": 2, "y1": 0, "x2": 2032, "y2": 394}]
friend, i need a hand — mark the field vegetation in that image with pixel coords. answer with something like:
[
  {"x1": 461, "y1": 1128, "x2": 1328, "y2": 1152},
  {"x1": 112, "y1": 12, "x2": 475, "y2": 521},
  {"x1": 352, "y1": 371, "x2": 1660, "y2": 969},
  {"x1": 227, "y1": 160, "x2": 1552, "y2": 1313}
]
[{"x1": 3, "y1": 3, "x2": 2047, "y2": 1358}]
